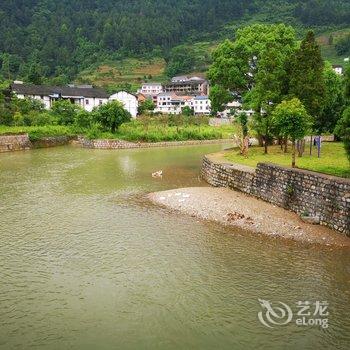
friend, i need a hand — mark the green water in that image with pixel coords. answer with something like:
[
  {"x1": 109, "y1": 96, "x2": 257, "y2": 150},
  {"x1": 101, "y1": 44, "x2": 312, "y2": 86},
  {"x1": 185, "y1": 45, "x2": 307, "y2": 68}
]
[{"x1": 0, "y1": 145, "x2": 349, "y2": 350}]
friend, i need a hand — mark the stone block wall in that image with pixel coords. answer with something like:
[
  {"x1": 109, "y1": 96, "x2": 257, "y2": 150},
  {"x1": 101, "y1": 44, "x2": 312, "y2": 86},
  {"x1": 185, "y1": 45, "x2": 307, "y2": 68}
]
[
  {"x1": 0, "y1": 134, "x2": 73, "y2": 152},
  {"x1": 0, "y1": 134, "x2": 32, "y2": 152},
  {"x1": 201, "y1": 154, "x2": 350, "y2": 236},
  {"x1": 32, "y1": 136, "x2": 72, "y2": 148},
  {"x1": 80, "y1": 138, "x2": 231, "y2": 149}
]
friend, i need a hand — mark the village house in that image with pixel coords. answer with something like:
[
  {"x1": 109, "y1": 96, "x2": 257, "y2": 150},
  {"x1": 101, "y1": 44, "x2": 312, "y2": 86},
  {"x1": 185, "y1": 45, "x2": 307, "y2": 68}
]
[
  {"x1": 192, "y1": 95, "x2": 211, "y2": 115},
  {"x1": 155, "y1": 93, "x2": 190, "y2": 114},
  {"x1": 109, "y1": 91, "x2": 138, "y2": 118},
  {"x1": 155, "y1": 93, "x2": 211, "y2": 115},
  {"x1": 163, "y1": 76, "x2": 209, "y2": 95},
  {"x1": 11, "y1": 82, "x2": 109, "y2": 112},
  {"x1": 137, "y1": 82, "x2": 163, "y2": 104},
  {"x1": 11, "y1": 82, "x2": 138, "y2": 117}
]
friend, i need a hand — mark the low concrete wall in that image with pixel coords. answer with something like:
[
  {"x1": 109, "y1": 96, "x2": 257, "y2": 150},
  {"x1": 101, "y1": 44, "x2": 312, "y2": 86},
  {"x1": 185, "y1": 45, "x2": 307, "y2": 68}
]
[
  {"x1": 201, "y1": 154, "x2": 350, "y2": 236},
  {"x1": 79, "y1": 138, "x2": 232, "y2": 149},
  {"x1": 0, "y1": 134, "x2": 32, "y2": 152}
]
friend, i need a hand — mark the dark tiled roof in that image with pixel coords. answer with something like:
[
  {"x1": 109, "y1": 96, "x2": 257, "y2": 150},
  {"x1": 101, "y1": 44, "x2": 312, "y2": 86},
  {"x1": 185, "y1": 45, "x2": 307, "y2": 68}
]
[{"x1": 11, "y1": 83, "x2": 109, "y2": 98}]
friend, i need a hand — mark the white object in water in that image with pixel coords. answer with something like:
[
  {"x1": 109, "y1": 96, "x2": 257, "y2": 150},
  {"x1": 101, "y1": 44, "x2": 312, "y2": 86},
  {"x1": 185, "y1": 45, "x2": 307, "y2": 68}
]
[{"x1": 152, "y1": 170, "x2": 163, "y2": 178}]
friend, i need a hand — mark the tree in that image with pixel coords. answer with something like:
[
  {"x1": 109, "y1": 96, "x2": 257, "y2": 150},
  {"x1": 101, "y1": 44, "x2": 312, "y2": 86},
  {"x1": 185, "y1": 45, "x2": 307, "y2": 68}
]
[
  {"x1": 138, "y1": 98, "x2": 155, "y2": 115},
  {"x1": 345, "y1": 64, "x2": 350, "y2": 103},
  {"x1": 181, "y1": 106, "x2": 194, "y2": 116},
  {"x1": 93, "y1": 100, "x2": 131, "y2": 133},
  {"x1": 317, "y1": 63, "x2": 344, "y2": 133},
  {"x1": 27, "y1": 63, "x2": 43, "y2": 85},
  {"x1": 233, "y1": 111, "x2": 249, "y2": 155},
  {"x1": 14, "y1": 97, "x2": 45, "y2": 116},
  {"x1": 272, "y1": 98, "x2": 311, "y2": 168},
  {"x1": 51, "y1": 99, "x2": 80, "y2": 125},
  {"x1": 334, "y1": 107, "x2": 350, "y2": 161},
  {"x1": 288, "y1": 31, "x2": 325, "y2": 129},
  {"x1": 165, "y1": 45, "x2": 196, "y2": 77},
  {"x1": 208, "y1": 24, "x2": 297, "y2": 153},
  {"x1": 335, "y1": 34, "x2": 350, "y2": 56},
  {"x1": 209, "y1": 85, "x2": 232, "y2": 113}
]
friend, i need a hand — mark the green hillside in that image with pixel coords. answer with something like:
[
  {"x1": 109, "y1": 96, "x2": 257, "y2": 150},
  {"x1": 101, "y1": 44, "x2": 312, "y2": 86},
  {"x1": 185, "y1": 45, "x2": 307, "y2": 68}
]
[{"x1": 0, "y1": 0, "x2": 349, "y2": 88}]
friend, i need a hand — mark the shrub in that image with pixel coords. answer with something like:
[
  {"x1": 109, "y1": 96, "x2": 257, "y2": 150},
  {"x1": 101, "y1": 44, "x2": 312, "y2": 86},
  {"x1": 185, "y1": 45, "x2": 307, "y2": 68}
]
[
  {"x1": 92, "y1": 100, "x2": 131, "y2": 132},
  {"x1": 51, "y1": 100, "x2": 80, "y2": 125},
  {"x1": 74, "y1": 109, "x2": 92, "y2": 129}
]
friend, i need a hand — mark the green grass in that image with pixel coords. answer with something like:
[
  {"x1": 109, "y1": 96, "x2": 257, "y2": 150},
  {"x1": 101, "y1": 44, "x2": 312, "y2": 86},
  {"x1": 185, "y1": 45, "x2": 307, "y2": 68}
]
[
  {"x1": 0, "y1": 120, "x2": 232, "y2": 143},
  {"x1": 0, "y1": 125, "x2": 77, "y2": 141},
  {"x1": 95, "y1": 120, "x2": 226, "y2": 142},
  {"x1": 225, "y1": 143, "x2": 350, "y2": 178}
]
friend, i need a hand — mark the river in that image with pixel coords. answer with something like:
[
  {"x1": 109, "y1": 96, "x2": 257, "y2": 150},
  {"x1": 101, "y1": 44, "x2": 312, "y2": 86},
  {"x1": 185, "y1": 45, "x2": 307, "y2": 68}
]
[{"x1": 0, "y1": 145, "x2": 349, "y2": 349}]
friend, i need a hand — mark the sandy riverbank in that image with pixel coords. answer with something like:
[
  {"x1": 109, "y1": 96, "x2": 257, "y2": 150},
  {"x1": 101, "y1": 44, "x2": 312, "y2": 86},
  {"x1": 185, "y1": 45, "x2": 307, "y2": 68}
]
[{"x1": 148, "y1": 187, "x2": 350, "y2": 248}]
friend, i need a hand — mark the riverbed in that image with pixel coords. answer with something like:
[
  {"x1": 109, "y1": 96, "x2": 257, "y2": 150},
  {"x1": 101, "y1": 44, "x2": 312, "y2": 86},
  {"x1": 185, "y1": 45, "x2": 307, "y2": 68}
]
[{"x1": 0, "y1": 145, "x2": 349, "y2": 349}]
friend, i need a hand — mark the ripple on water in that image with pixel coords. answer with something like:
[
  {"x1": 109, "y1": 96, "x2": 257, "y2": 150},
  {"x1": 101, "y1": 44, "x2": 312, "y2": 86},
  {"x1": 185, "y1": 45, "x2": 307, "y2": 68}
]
[{"x1": 0, "y1": 145, "x2": 349, "y2": 350}]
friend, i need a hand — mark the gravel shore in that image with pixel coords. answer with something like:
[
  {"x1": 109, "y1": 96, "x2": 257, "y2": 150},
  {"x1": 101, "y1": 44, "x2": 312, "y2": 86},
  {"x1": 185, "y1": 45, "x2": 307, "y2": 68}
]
[{"x1": 148, "y1": 187, "x2": 350, "y2": 248}]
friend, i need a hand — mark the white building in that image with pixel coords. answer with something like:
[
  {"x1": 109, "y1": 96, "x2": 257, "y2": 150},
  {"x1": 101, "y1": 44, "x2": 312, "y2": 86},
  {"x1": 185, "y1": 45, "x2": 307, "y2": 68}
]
[
  {"x1": 155, "y1": 93, "x2": 211, "y2": 115},
  {"x1": 138, "y1": 82, "x2": 163, "y2": 95},
  {"x1": 11, "y1": 82, "x2": 109, "y2": 112},
  {"x1": 192, "y1": 95, "x2": 211, "y2": 115},
  {"x1": 332, "y1": 65, "x2": 343, "y2": 75},
  {"x1": 156, "y1": 93, "x2": 193, "y2": 114},
  {"x1": 109, "y1": 91, "x2": 138, "y2": 118}
]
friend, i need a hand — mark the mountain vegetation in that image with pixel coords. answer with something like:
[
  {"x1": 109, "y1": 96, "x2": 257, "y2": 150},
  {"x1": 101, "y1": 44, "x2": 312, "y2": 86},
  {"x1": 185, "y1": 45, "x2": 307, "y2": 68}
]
[{"x1": 0, "y1": 0, "x2": 349, "y2": 85}]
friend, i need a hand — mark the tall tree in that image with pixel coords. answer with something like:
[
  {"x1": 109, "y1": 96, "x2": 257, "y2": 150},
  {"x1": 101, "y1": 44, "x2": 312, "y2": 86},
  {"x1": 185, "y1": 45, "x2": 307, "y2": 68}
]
[
  {"x1": 208, "y1": 23, "x2": 297, "y2": 152},
  {"x1": 317, "y1": 62, "x2": 344, "y2": 133},
  {"x1": 288, "y1": 31, "x2": 325, "y2": 129}
]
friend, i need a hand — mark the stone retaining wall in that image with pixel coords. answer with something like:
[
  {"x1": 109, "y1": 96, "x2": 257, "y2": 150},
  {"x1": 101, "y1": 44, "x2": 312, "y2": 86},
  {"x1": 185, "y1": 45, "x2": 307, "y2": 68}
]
[
  {"x1": 201, "y1": 154, "x2": 350, "y2": 236},
  {"x1": 32, "y1": 136, "x2": 73, "y2": 148},
  {"x1": 0, "y1": 134, "x2": 32, "y2": 152},
  {"x1": 0, "y1": 134, "x2": 72, "y2": 152},
  {"x1": 79, "y1": 137, "x2": 232, "y2": 149}
]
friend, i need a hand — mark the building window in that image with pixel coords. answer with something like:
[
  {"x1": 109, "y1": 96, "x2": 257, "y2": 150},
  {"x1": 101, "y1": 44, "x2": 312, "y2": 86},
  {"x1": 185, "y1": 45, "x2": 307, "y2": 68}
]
[
  {"x1": 86, "y1": 99, "x2": 89, "y2": 105},
  {"x1": 99, "y1": 100, "x2": 103, "y2": 105}
]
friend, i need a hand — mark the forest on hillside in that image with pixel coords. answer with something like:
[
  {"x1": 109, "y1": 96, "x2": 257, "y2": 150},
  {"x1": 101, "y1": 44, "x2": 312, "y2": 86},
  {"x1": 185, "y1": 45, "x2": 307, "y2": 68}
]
[{"x1": 0, "y1": 0, "x2": 350, "y2": 83}]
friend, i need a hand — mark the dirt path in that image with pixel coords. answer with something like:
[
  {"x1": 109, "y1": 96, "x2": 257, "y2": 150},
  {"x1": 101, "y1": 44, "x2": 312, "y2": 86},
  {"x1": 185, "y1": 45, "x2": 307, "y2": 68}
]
[{"x1": 148, "y1": 187, "x2": 350, "y2": 248}]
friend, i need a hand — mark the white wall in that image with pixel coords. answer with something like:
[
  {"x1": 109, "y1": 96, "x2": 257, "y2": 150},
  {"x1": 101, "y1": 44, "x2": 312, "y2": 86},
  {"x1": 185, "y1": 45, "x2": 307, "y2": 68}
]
[
  {"x1": 83, "y1": 97, "x2": 108, "y2": 112},
  {"x1": 109, "y1": 91, "x2": 138, "y2": 118},
  {"x1": 15, "y1": 93, "x2": 108, "y2": 112}
]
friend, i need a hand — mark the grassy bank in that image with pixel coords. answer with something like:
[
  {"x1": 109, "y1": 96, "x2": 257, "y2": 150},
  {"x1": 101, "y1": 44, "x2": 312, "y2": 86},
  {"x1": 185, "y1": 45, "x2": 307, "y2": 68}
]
[
  {"x1": 225, "y1": 143, "x2": 350, "y2": 178},
  {"x1": 88, "y1": 120, "x2": 234, "y2": 142},
  {"x1": 0, "y1": 121, "x2": 234, "y2": 143}
]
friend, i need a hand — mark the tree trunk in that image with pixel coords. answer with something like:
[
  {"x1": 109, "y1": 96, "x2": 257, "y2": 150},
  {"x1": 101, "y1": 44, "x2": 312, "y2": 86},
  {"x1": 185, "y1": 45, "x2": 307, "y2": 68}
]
[
  {"x1": 298, "y1": 139, "x2": 305, "y2": 157},
  {"x1": 264, "y1": 137, "x2": 268, "y2": 154},
  {"x1": 309, "y1": 135, "x2": 313, "y2": 156},
  {"x1": 284, "y1": 137, "x2": 288, "y2": 153},
  {"x1": 292, "y1": 140, "x2": 296, "y2": 168}
]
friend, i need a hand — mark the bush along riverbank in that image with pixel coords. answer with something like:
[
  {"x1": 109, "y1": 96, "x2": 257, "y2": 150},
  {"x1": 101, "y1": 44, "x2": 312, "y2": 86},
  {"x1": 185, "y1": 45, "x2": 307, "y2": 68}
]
[{"x1": 0, "y1": 116, "x2": 235, "y2": 146}]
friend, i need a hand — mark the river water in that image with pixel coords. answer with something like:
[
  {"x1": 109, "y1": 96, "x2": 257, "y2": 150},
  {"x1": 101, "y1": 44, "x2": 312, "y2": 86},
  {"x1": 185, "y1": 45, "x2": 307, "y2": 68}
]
[{"x1": 0, "y1": 145, "x2": 349, "y2": 350}]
